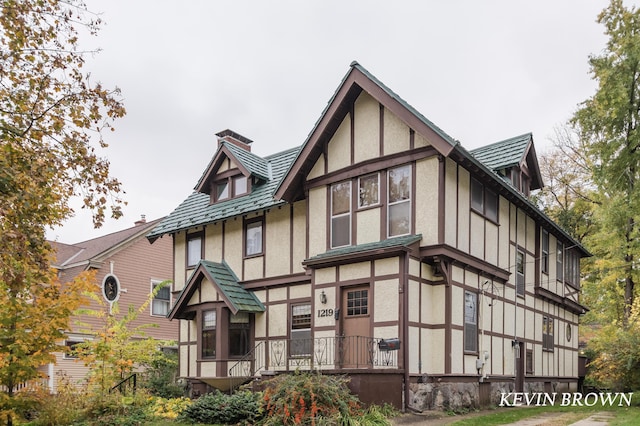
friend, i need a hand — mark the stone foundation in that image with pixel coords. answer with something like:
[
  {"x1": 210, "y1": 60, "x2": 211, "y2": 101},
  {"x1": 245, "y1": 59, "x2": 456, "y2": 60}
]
[{"x1": 409, "y1": 381, "x2": 479, "y2": 412}]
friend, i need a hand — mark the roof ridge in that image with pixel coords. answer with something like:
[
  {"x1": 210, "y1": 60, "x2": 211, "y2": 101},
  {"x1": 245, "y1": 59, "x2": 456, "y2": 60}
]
[{"x1": 470, "y1": 132, "x2": 532, "y2": 153}]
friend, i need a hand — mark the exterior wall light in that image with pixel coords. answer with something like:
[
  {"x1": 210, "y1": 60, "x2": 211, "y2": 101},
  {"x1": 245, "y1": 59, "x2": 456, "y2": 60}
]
[{"x1": 320, "y1": 290, "x2": 327, "y2": 304}]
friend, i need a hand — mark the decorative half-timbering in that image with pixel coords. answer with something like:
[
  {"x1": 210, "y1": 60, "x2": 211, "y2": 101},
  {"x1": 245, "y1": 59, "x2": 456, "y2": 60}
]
[{"x1": 148, "y1": 62, "x2": 589, "y2": 410}]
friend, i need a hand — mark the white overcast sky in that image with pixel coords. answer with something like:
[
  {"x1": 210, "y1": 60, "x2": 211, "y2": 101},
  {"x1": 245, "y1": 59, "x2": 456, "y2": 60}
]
[{"x1": 47, "y1": 0, "x2": 627, "y2": 243}]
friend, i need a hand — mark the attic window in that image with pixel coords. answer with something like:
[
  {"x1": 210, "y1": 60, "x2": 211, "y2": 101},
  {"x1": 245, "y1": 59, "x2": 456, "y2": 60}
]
[{"x1": 213, "y1": 174, "x2": 250, "y2": 203}]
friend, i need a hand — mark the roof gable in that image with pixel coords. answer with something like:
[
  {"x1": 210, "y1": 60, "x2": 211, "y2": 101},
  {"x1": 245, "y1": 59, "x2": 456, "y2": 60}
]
[
  {"x1": 168, "y1": 260, "x2": 265, "y2": 320},
  {"x1": 470, "y1": 133, "x2": 543, "y2": 190},
  {"x1": 275, "y1": 61, "x2": 459, "y2": 202}
]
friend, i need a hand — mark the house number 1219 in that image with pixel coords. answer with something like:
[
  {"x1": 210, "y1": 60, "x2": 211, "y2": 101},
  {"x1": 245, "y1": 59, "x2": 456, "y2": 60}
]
[{"x1": 317, "y1": 309, "x2": 334, "y2": 318}]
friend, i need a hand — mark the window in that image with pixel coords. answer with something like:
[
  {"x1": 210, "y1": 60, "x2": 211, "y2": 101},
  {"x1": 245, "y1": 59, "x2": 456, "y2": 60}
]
[
  {"x1": 229, "y1": 312, "x2": 250, "y2": 357},
  {"x1": 187, "y1": 233, "x2": 202, "y2": 267},
  {"x1": 245, "y1": 218, "x2": 263, "y2": 256},
  {"x1": 388, "y1": 165, "x2": 411, "y2": 237},
  {"x1": 64, "y1": 340, "x2": 82, "y2": 360},
  {"x1": 526, "y1": 349, "x2": 533, "y2": 374},
  {"x1": 557, "y1": 242, "x2": 564, "y2": 282},
  {"x1": 202, "y1": 310, "x2": 216, "y2": 358},
  {"x1": 470, "y1": 177, "x2": 498, "y2": 222},
  {"x1": 331, "y1": 181, "x2": 351, "y2": 248},
  {"x1": 151, "y1": 280, "x2": 171, "y2": 316},
  {"x1": 516, "y1": 249, "x2": 525, "y2": 296},
  {"x1": 346, "y1": 290, "x2": 368, "y2": 316},
  {"x1": 291, "y1": 304, "x2": 312, "y2": 356},
  {"x1": 214, "y1": 175, "x2": 249, "y2": 202},
  {"x1": 541, "y1": 230, "x2": 549, "y2": 274},
  {"x1": 464, "y1": 291, "x2": 478, "y2": 352},
  {"x1": 565, "y1": 249, "x2": 580, "y2": 288},
  {"x1": 358, "y1": 173, "x2": 379, "y2": 208},
  {"x1": 543, "y1": 316, "x2": 554, "y2": 351}
]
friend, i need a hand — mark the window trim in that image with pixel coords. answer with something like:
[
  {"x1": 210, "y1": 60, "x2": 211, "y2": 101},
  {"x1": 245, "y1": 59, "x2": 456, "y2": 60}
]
[
  {"x1": 470, "y1": 177, "x2": 499, "y2": 223},
  {"x1": 557, "y1": 241, "x2": 564, "y2": 282},
  {"x1": 543, "y1": 316, "x2": 554, "y2": 351},
  {"x1": 244, "y1": 216, "x2": 265, "y2": 257},
  {"x1": 212, "y1": 173, "x2": 251, "y2": 203},
  {"x1": 228, "y1": 312, "x2": 250, "y2": 358},
  {"x1": 464, "y1": 291, "x2": 478, "y2": 353},
  {"x1": 290, "y1": 303, "x2": 312, "y2": 357},
  {"x1": 63, "y1": 339, "x2": 83, "y2": 360},
  {"x1": 358, "y1": 172, "x2": 380, "y2": 209},
  {"x1": 151, "y1": 279, "x2": 171, "y2": 317},
  {"x1": 186, "y1": 232, "x2": 203, "y2": 268},
  {"x1": 202, "y1": 309, "x2": 217, "y2": 359},
  {"x1": 387, "y1": 164, "x2": 412, "y2": 238},
  {"x1": 526, "y1": 349, "x2": 534, "y2": 374},
  {"x1": 330, "y1": 180, "x2": 352, "y2": 249},
  {"x1": 541, "y1": 230, "x2": 549, "y2": 275},
  {"x1": 516, "y1": 248, "x2": 525, "y2": 297}
]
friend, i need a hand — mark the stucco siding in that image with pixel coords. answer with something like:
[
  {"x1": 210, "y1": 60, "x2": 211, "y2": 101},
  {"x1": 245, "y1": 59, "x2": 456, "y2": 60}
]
[
  {"x1": 444, "y1": 158, "x2": 457, "y2": 246},
  {"x1": 457, "y1": 167, "x2": 470, "y2": 253},
  {"x1": 356, "y1": 208, "x2": 380, "y2": 245},
  {"x1": 292, "y1": 201, "x2": 307, "y2": 273},
  {"x1": 266, "y1": 207, "x2": 291, "y2": 277},
  {"x1": 415, "y1": 157, "x2": 439, "y2": 245},
  {"x1": 268, "y1": 303, "x2": 288, "y2": 337},
  {"x1": 354, "y1": 93, "x2": 380, "y2": 163},
  {"x1": 327, "y1": 113, "x2": 351, "y2": 173},
  {"x1": 374, "y1": 279, "x2": 399, "y2": 323},
  {"x1": 308, "y1": 187, "x2": 327, "y2": 257},
  {"x1": 383, "y1": 106, "x2": 410, "y2": 156}
]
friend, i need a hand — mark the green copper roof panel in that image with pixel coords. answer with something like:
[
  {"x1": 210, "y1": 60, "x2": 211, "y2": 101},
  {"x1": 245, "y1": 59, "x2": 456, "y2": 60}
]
[
  {"x1": 470, "y1": 133, "x2": 531, "y2": 171},
  {"x1": 200, "y1": 260, "x2": 265, "y2": 313},
  {"x1": 148, "y1": 145, "x2": 300, "y2": 239},
  {"x1": 307, "y1": 234, "x2": 423, "y2": 262}
]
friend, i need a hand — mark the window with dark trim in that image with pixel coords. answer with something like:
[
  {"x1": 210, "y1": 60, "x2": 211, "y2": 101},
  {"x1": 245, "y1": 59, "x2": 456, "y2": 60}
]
[
  {"x1": 331, "y1": 181, "x2": 351, "y2": 248},
  {"x1": 229, "y1": 312, "x2": 250, "y2": 357},
  {"x1": 213, "y1": 174, "x2": 249, "y2": 202},
  {"x1": 464, "y1": 291, "x2": 478, "y2": 352},
  {"x1": 202, "y1": 310, "x2": 216, "y2": 358},
  {"x1": 565, "y1": 249, "x2": 580, "y2": 288},
  {"x1": 516, "y1": 249, "x2": 525, "y2": 296},
  {"x1": 187, "y1": 233, "x2": 203, "y2": 267},
  {"x1": 470, "y1": 177, "x2": 498, "y2": 222},
  {"x1": 245, "y1": 217, "x2": 264, "y2": 256},
  {"x1": 388, "y1": 165, "x2": 411, "y2": 237},
  {"x1": 543, "y1": 316, "x2": 554, "y2": 351},
  {"x1": 526, "y1": 349, "x2": 533, "y2": 374},
  {"x1": 557, "y1": 242, "x2": 564, "y2": 282},
  {"x1": 541, "y1": 230, "x2": 549, "y2": 274},
  {"x1": 358, "y1": 172, "x2": 380, "y2": 208},
  {"x1": 64, "y1": 340, "x2": 82, "y2": 360},
  {"x1": 291, "y1": 304, "x2": 312, "y2": 356}
]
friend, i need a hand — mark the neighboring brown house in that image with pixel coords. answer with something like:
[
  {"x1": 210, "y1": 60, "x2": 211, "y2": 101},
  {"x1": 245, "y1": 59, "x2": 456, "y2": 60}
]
[
  {"x1": 47, "y1": 216, "x2": 176, "y2": 392},
  {"x1": 148, "y1": 62, "x2": 589, "y2": 410}
]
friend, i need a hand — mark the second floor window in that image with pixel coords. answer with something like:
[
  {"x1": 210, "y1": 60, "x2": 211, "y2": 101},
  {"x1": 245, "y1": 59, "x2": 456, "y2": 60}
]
[
  {"x1": 151, "y1": 281, "x2": 171, "y2": 316},
  {"x1": 388, "y1": 165, "x2": 411, "y2": 237},
  {"x1": 245, "y1": 218, "x2": 264, "y2": 256},
  {"x1": 471, "y1": 177, "x2": 498, "y2": 222},
  {"x1": 187, "y1": 233, "x2": 202, "y2": 267},
  {"x1": 541, "y1": 230, "x2": 549, "y2": 274},
  {"x1": 331, "y1": 181, "x2": 351, "y2": 248},
  {"x1": 557, "y1": 242, "x2": 564, "y2": 282},
  {"x1": 358, "y1": 172, "x2": 379, "y2": 208},
  {"x1": 516, "y1": 249, "x2": 525, "y2": 296}
]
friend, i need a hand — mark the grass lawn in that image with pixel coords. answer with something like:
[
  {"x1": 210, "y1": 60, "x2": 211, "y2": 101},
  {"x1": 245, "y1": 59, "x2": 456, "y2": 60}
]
[{"x1": 449, "y1": 402, "x2": 640, "y2": 425}]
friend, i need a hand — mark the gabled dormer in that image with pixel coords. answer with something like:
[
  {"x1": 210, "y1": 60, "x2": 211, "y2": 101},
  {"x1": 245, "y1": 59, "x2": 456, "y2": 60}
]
[
  {"x1": 470, "y1": 133, "x2": 543, "y2": 197},
  {"x1": 195, "y1": 130, "x2": 270, "y2": 204}
]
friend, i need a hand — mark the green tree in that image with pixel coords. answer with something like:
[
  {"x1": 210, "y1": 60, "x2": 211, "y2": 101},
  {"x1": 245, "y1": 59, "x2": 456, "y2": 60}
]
[
  {"x1": 573, "y1": 0, "x2": 640, "y2": 323},
  {"x1": 0, "y1": 1, "x2": 125, "y2": 424}
]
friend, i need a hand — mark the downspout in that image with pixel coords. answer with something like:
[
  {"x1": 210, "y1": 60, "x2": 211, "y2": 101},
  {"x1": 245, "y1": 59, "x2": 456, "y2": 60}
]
[{"x1": 402, "y1": 252, "x2": 410, "y2": 412}]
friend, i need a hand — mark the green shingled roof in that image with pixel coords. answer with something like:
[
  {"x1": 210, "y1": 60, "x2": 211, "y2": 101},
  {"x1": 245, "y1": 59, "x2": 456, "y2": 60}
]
[
  {"x1": 470, "y1": 133, "x2": 532, "y2": 171},
  {"x1": 306, "y1": 234, "x2": 423, "y2": 262},
  {"x1": 148, "y1": 145, "x2": 300, "y2": 239},
  {"x1": 221, "y1": 141, "x2": 270, "y2": 181},
  {"x1": 199, "y1": 260, "x2": 265, "y2": 314}
]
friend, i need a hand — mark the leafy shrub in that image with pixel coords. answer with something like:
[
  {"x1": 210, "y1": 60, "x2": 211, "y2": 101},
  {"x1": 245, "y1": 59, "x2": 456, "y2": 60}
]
[
  {"x1": 149, "y1": 396, "x2": 192, "y2": 420},
  {"x1": 139, "y1": 350, "x2": 186, "y2": 398},
  {"x1": 260, "y1": 371, "x2": 364, "y2": 425},
  {"x1": 178, "y1": 390, "x2": 261, "y2": 424},
  {"x1": 16, "y1": 373, "x2": 86, "y2": 426}
]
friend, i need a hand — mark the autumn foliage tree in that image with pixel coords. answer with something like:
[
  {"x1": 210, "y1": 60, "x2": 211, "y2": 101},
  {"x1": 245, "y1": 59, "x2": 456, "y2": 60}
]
[{"x1": 0, "y1": 0, "x2": 125, "y2": 424}]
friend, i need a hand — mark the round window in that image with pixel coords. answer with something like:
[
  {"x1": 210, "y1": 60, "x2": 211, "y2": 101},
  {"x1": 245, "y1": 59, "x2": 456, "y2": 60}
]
[{"x1": 102, "y1": 274, "x2": 120, "y2": 302}]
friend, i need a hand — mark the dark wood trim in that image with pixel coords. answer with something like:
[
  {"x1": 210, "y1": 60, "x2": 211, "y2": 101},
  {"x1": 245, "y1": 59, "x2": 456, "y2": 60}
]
[
  {"x1": 535, "y1": 287, "x2": 588, "y2": 315},
  {"x1": 438, "y1": 156, "x2": 445, "y2": 244},
  {"x1": 379, "y1": 103, "x2": 384, "y2": 157},
  {"x1": 420, "y1": 244, "x2": 511, "y2": 282},
  {"x1": 303, "y1": 245, "x2": 414, "y2": 269},
  {"x1": 305, "y1": 145, "x2": 438, "y2": 191},
  {"x1": 241, "y1": 272, "x2": 310, "y2": 290}
]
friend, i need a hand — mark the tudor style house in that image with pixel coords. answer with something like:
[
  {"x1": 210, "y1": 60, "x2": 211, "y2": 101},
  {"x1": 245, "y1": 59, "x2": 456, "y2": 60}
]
[
  {"x1": 49, "y1": 217, "x2": 176, "y2": 392},
  {"x1": 148, "y1": 62, "x2": 588, "y2": 410}
]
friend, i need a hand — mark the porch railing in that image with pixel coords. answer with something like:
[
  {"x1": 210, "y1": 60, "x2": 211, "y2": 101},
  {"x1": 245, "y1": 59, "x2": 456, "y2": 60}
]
[{"x1": 229, "y1": 335, "x2": 398, "y2": 380}]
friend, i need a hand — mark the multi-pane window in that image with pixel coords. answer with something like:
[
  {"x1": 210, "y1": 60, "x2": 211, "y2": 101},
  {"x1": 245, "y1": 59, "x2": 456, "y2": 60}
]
[
  {"x1": 470, "y1": 177, "x2": 498, "y2": 222},
  {"x1": 331, "y1": 181, "x2": 351, "y2": 248},
  {"x1": 229, "y1": 312, "x2": 250, "y2": 357},
  {"x1": 291, "y1": 304, "x2": 312, "y2": 356},
  {"x1": 358, "y1": 173, "x2": 379, "y2": 208},
  {"x1": 202, "y1": 310, "x2": 216, "y2": 358},
  {"x1": 464, "y1": 291, "x2": 478, "y2": 352},
  {"x1": 388, "y1": 165, "x2": 411, "y2": 237},
  {"x1": 557, "y1": 242, "x2": 564, "y2": 282},
  {"x1": 346, "y1": 290, "x2": 368, "y2": 316},
  {"x1": 543, "y1": 316, "x2": 554, "y2": 351},
  {"x1": 214, "y1": 175, "x2": 249, "y2": 202},
  {"x1": 541, "y1": 230, "x2": 549, "y2": 274},
  {"x1": 245, "y1": 218, "x2": 264, "y2": 256},
  {"x1": 516, "y1": 249, "x2": 525, "y2": 296},
  {"x1": 151, "y1": 280, "x2": 171, "y2": 316},
  {"x1": 187, "y1": 233, "x2": 202, "y2": 267},
  {"x1": 565, "y1": 249, "x2": 580, "y2": 288}
]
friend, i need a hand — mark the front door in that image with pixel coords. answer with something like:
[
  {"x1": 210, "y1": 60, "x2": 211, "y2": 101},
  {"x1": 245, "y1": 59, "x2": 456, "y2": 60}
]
[{"x1": 339, "y1": 286, "x2": 371, "y2": 368}]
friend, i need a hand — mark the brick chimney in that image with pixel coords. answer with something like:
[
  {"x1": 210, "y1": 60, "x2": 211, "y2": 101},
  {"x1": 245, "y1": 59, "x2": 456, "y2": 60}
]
[
  {"x1": 216, "y1": 129, "x2": 253, "y2": 152},
  {"x1": 134, "y1": 214, "x2": 146, "y2": 226}
]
